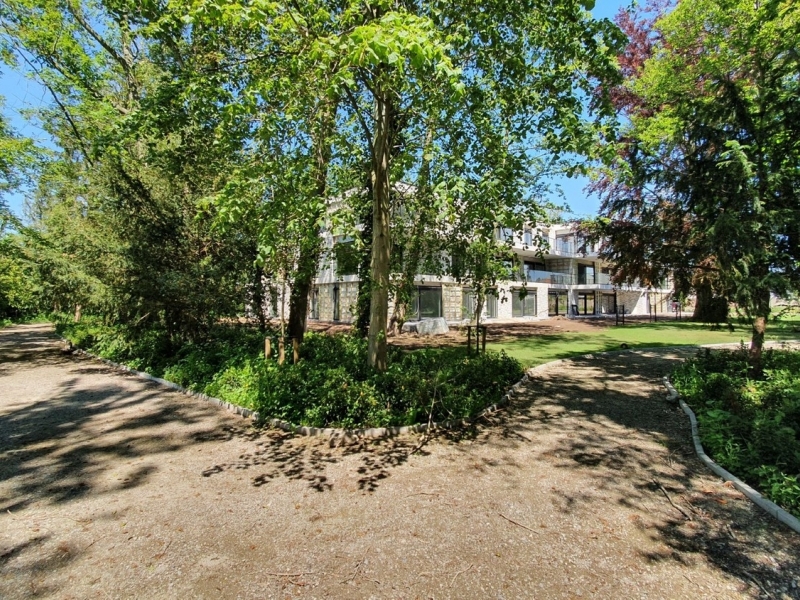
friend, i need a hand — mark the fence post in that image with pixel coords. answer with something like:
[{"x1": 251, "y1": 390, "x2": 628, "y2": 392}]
[
  {"x1": 265, "y1": 337, "x2": 271, "y2": 359},
  {"x1": 292, "y1": 337, "x2": 300, "y2": 364},
  {"x1": 278, "y1": 337, "x2": 285, "y2": 365},
  {"x1": 481, "y1": 326, "x2": 487, "y2": 354}
]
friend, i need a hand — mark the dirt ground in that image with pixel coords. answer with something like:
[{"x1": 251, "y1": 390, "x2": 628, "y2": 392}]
[
  {"x1": 1, "y1": 323, "x2": 798, "y2": 599},
  {"x1": 309, "y1": 315, "x2": 627, "y2": 349}
]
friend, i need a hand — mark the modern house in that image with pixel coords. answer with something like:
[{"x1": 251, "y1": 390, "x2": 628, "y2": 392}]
[{"x1": 308, "y1": 222, "x2": 674, "y2": 325}]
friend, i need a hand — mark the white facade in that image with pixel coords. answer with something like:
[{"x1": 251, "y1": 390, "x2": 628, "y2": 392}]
[{"x1": 309, "y1": 222, "x2": 673, "y2": 324}]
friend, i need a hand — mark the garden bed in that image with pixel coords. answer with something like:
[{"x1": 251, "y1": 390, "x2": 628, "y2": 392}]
[
  {"x1": 56, "y1": 317, "x2": 522, "y2": 429},
  {"x1": 672, "y1": 348, "x2": 800, "y2": 518}
]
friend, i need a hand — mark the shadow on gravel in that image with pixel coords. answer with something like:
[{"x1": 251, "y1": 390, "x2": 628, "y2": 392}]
[
  {"x1": 0, "y1": 327, "x2": 258, "y2": 514},
  {"x1": 202, "y1": 429, "x2": 429, "y2": 494},
  {"x1": 468, "y1": 348, "x2": 800, "y2": 598}
]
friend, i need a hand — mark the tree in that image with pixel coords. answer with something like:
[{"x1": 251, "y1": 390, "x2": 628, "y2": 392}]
[
  {"x1": 589, "y1": 0, "x2": 800, "y2": 370},
  {"x1": 287, "y1": 0, "x2": 622, "y2": 370},
  {"x1": 1, "y1": 0, "x2": 257, "y2": 339}
]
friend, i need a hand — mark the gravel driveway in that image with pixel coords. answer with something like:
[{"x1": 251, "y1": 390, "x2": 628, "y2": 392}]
[{"x1": 1, "y1": 323, "x2": 798, "y2": 599}]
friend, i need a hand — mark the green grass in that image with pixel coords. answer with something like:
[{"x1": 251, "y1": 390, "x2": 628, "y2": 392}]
[{"x1": 488, "y1": 318, "x2": 800, "y2": 367}]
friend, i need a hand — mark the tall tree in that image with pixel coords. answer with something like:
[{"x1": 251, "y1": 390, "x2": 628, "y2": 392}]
[{"x1": 589, "y1": 0, "x2": 800, "y2": 370}]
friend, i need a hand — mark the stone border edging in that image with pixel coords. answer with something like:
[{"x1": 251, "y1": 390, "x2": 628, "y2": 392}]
[
  {"x1": 63, "y1": 340, "x2": 529, "y2": 440},
  {"x1": 664, "y1": 376, "x2": 800, "y2": 535}
]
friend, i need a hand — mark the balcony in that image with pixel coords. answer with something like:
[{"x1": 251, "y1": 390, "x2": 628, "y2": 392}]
[
  {"x1": 553, "y1": 240, "x2": 577, "y2": 256},
  {"x1": 551, "y1": 238, "x2": 599, "y2": 258},
  {"x1": 524, "y1": 269, "x2": 574, "y2": 286}
]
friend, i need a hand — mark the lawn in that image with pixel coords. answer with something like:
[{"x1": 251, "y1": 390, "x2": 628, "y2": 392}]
[{"x1": 487, "y1": 318, "x2": 800, "y2": 368}]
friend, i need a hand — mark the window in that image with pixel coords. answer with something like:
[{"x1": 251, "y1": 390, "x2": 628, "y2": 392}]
[
  {"x1": 486, "y1": 291, "x2": 498, "y2": 318},
  {"x1": 555, "y1": 235, "x2": 575, "y2": 255},
  {"x1": 574, "y1": 292, "x2": 595, "y2": 315},
  {"x1": 414, "y1": 286, "x2": 442, "y2": 319},
  {"x1": 578, "y1": 263, "x2": 595, "y2": 285},
  {"x1": 496, "y1": 227, "x2": 514, "y2": 242},
  {"x1": 600, "y1": 293, "x2": 616, "y2": 315},
  {"x1": 462, "y1": 289, "x2": 498, "y2": 320},
  {"x1": 462, "y1": 289, "x2": 476, "y2": 320},
  {"x1": 332, "y1": 286, "x2": 340, "y2": 321},
  {"x1": 512, "y1": 289, "x2": 537, "y2": 317},
  {"x1": 451, "y1": 253, "x2": 464, "y2": 279},
  {"x1": 523, "y1": 229, "x2": 533, "y2": 246},
  {"x1": 548, "y1": 291, "x2": 567, "y2": 316},
  {"x1": 502, "y1": 259, "x2": 520, "y2": 281},
  {"x1": 334, "y1": 241, "x2": 359, "y2": 276},
  {"x1": 523, "y1": 261, "x2": 546, "y2": 282}
]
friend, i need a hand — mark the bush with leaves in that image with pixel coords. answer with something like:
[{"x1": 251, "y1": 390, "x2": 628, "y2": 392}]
[
  {"x1": 59, "y1": 319, "x2": 523, "y2": 430},
  {"x1": 672, "y1": 348, "x2": 800, "y2": 517}
]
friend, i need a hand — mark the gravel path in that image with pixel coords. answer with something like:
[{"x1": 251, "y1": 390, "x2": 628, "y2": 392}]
[{"x1": 1, "y1": 323, "x2": 798, "y2": 599}]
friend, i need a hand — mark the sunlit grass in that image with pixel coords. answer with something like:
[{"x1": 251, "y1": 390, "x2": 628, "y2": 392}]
[{"x1": 488, "y1": 317, "x2": 800, "y2": 368}]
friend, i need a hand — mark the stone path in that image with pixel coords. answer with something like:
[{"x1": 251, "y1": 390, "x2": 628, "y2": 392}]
[{"x1": 1, "y1": 324, "x2": 798, "y2": 599}]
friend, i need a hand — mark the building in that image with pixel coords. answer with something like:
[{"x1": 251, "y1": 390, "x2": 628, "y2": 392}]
[{"x1": 308, "y1": 222, "x2": 673, "y2": 325}]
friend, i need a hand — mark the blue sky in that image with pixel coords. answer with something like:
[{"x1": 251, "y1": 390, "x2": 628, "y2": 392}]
[{"x1": 0, "y1": 0, "x2": 633, "y2": 220}]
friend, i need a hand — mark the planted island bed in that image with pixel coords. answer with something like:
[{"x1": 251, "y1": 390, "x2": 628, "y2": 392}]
[
  {"x1": 56, "y1": 317, "x2": 522, "y2": 429},
  {"x1": 672, "y1": 348, "x2": 800, "y2": 519}
]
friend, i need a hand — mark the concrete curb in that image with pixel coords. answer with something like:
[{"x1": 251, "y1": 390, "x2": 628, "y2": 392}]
[
  {"x1": 665, "y1": 377, "x2": 800, "y2": 535},
  {"x1": 63, "y1": 341, "x2": 528, "y2": 440}
]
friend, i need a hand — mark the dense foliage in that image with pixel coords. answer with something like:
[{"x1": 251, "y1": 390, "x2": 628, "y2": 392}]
[
  {"x1": 57, "y1": 318, "x2": 523, "y2": 429},
  {"x1": 0, "y1": 0, "x2": 626, "y2": 372},
  {"x1": 585, "y1": 0, "x2": 800, "y2": 369},
  {"x1": 672, "y1": 349, "x2": 800, "y2": 517}
]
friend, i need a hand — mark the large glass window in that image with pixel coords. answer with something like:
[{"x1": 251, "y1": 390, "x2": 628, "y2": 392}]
[
  {"x1": 512, "y1": 289, "x2": 537, "y2": 317},
  {"x1": 574, "y1": 292, "x2": 595, "y2": 315},
  {"x1": 334, "y1": 241, "x2": 359, "y2": 276},
  {"x1": 462, "y1": 289, "x2": 498, "y2": 320},
  {"x1": 548, "y1": 291, "x2": 567, "y2": 316},
  {"x1": 415, "y1": 286, "x2": 442, "y2": 319},
  {"x1": 524, "y1": 261, "x2": 546, "y2": 282},
  {"x1": 461, "y1": 289, "x2": 476, "y2": 320},
  {"x1": 600, "y1": 293, "x2": 616, "y2": 314},
  {"x1": 577, "y1": 263, "x2": 595, "y2": 285},
  {"x1": 486, "y1": 291, "x2": 498, "y2": 318},
  {"x1": 332, "y1": 286, "x2": 340, "y2": 321}
]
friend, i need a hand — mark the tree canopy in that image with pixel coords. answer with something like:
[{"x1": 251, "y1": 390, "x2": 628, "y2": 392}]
[
  {"x1": 586, "y1": 0, "x2": 800, "y2": 369},
  {"x1": 0, "y1": 0, "x2": 625, "y2": 370}
]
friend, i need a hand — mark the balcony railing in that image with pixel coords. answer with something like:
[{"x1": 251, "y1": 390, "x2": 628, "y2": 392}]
[{"x1": 523, "y1": 269, "x2": 574, "y2": 286}]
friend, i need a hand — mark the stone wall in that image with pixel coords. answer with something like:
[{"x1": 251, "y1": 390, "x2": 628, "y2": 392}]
[
  {"x1": 313, "y1": 282, "x2": 359, "y2": 323},
  {"x1": 442, "y1": 284, "x2": 462, "y2": 321}
]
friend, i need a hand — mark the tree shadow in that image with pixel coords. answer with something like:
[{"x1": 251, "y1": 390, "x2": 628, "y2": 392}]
[
  {"x1": 0, "y1": 326, "x2": 258, "y2": 514},
  {"x1": 465, "y1": 348, "x2": 800, "y2": 596},
  {"x1": 202, "y1": 428, "x2": 429, "y2": 494}
]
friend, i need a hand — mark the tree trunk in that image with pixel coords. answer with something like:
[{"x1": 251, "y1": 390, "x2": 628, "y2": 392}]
[
  {"x1": 692, "y1": 280, "x2": 712, "y2": 321},
  {"x1": 366, "y1": 87, "x2": 394, "y2": 371},
  {"x1": 355, "y1": 182, "x2": 373, "y2": 338},
  {"x1": 285, "y1": 99, "x2": 334, "y2": 343},
  {"x1": 287, "y1": 241, "x2": 319, "y2": 342},
  {"x1": 749, "y1": 287, "x2": 771, "y2": 377},
  {"x1": 251, "y1": 264, "x2": 266, "y2": 332},
  {"x1": 388, "y1": 123, "x2": 434, "y2": 338}
]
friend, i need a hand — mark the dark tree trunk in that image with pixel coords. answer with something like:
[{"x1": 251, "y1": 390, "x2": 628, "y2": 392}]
[
  {"x1": 287, "y1": 241, "x2": 320, "y2": 342},
  {"x1": 285, "y1": 99, "x2": 334, "y2": 344},
  {"x1": 749, "y1": 287, "x2": 771, "y2": 377},
  {"x1": 355, "y1": 182, "x2": 373, "y2": 338},
  {"x1": 366, "y1": 86, "x2": 394, "y2": 371},
  {"x1": 251, "y1": 264, "x2": 266, "y2": 332}
]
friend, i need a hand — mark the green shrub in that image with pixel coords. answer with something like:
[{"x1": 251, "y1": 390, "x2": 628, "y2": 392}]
[
  {"x1": 57, "y1": 319, "x2": 524, "y2": 431},
  {"x1": 673, "y1": 349, "x2": 800, "y2": 517}
]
